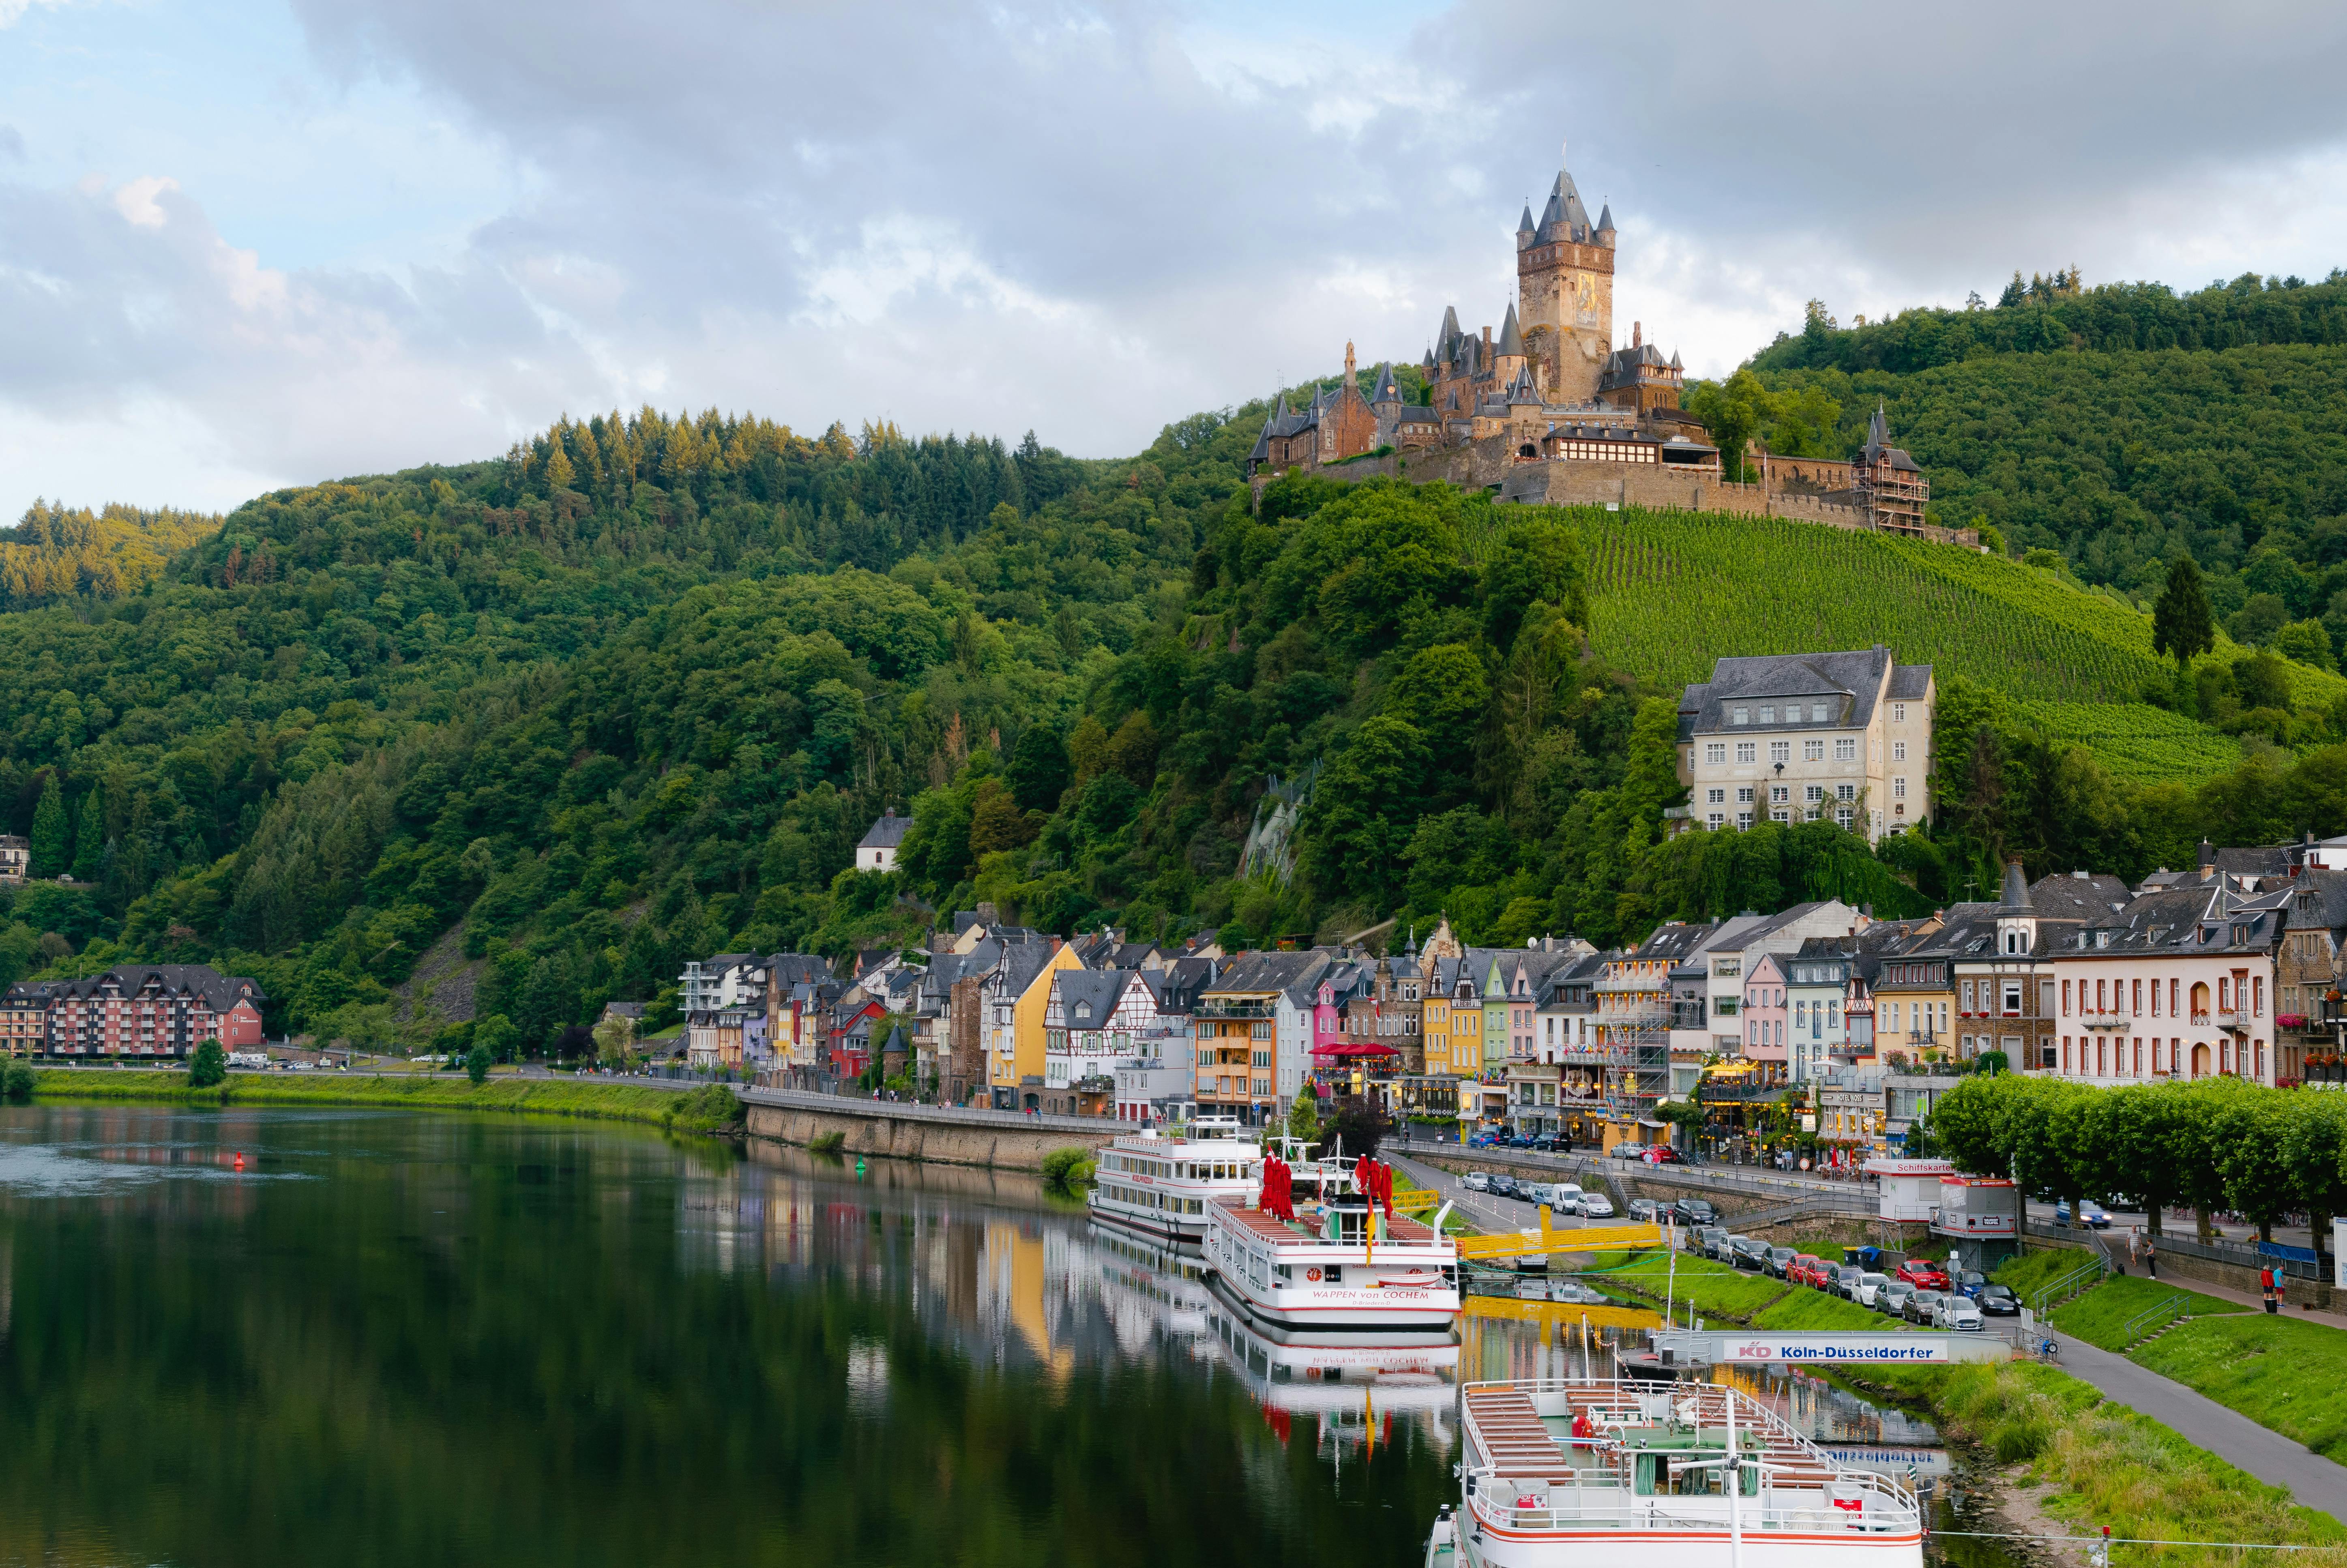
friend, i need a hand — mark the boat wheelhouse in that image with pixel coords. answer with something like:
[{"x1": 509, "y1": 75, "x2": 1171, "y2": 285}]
[
  {"x1": 1204, "y1": 1181, "x2": 1461, "y2": 1345},
  {"x1": 1088, "y1": 1116, "x2": 1263, "y2": 1249},
  {"x1": 1428, "y1": 1377, "x2": 1924, "y2": 1568}
]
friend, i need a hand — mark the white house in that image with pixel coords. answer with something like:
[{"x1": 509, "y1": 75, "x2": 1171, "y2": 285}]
[
  {"x1": 857, "y1": 808, "x2": 911, "y2": 872},
  {"x1": 2047, "y1": 878, "x2": 2290, "y2": 1085}
]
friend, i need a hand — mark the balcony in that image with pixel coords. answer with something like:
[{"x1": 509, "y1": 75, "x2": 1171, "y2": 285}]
[
  {"x1": 2078, "y1": 1013, "x2": 2131, "y2": 1030},
  {"x1": 2215, "y1": 1010, "x2": 2251, "y2": 1031},
  {"x1": 1195, "y1": 999, "x2": 1276, "y2": 1020}
]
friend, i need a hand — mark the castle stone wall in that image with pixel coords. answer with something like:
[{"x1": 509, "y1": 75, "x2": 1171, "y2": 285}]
[{"x1": 1259, "y1": 439, "x2": 1979, "y2": 548}]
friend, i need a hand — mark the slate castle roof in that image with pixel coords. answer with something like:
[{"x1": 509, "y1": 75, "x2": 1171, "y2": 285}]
[{"x1": 858, "y1": 809, "x2": 912, "y2": 852}]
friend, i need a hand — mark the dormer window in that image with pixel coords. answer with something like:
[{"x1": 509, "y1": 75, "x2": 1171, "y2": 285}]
[
  {"x1": 1759, "y1": 706, "x2": 1776, "y2": 724},
  {"x1": 1732, "y1": 708, "x2": 1750, "y2": 725},
  {"x1": 1073, "y1": 1001, "x2": 1091, "y2": 1021}
]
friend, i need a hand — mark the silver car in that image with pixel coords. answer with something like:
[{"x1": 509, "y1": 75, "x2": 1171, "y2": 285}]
[
  {"x1": 1579, "y1": 1192, "x2": 1615, "y2": 1218},
  {"x1": 1933, "y1": 1295, "x2": 1984, "y2": 1332}
]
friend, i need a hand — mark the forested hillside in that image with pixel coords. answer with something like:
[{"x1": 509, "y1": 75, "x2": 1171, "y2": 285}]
[
  {"x1": 13, "y1": 280, "x2": 2347, "y2": 1060},
  {"x1": 1727, "y1": 272, "x2": 2347, "y2": 664}
]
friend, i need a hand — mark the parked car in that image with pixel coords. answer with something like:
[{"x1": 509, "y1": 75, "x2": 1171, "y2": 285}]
[
  {"x1": 1901, "y1": 1289, "x2": 1943, "y2": 1325},
  {"x1": 1786, "y1": 1255, "x2": 1825, "y2": 1287},
  {"x1": 1895, "y1": 1257, "x2": 1951, "y2": 1292},
  {"x1": 1627, "y1": 1198, "x2": 1660, "y2": 1223},
  {"x1": 1847, "y1": 1272, "x2": 1890, "y2": 1307},
  {"x1": 1462, "y1": 1171, "x2": 1493, "y2": 1193},
  {"x1": 2055, "y1": 1198, "x2": 2112, "y2": 1229},
  {"x1": 1642, "y1": 1145, "x2": 1684, "y2": 1165},
  {"x1": 1491, "y1": 1174, "x2": 1521, "y2": 1199},
  {"x1": 1875, "y1": 1280, "x2": 1916, "y2": 1317},
  {"x1": 1530, "y1": 1136, "x2": 1558, "y2": 1153},
  {"x1": 1579, "y1": 1193, "x2": 1616, "y2": 1218},
  {"x1": 1706, "y1": 1231, "x2": 1741, "y2": 1262},
  {"x1": 1610, "y1": 1143, "x2": 1647, "y2": 1159},
  {"x1": 1764, "y1": 1246, "x2": 1798, "y2": 1278},
  {"x1": 1693, "y1": 1226, "x2": 1728, "y2": 1257},
  {"x1": 1974, "y1": 1283, "x2": 2020, "y2": 1317},
  {"x1": 1671, "y1": 1199, "x2": 1718, "y2": 1227},
  {"x1": 1933, "y1": 1295, "x2": 1985, "y2": 1332},
  {"x1": 1731, "y1": 1237, "x2": 1772, "y2": 1271},
  {"x1": 1550, "y1": 1183, "x2": 1585, "y2": 1212},
  {"x1": 1950, "y1": 1270, "x2": 1989, "y2": 1300}
]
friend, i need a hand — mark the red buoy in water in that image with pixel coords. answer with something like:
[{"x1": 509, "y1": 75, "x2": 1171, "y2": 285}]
[{"x1": 234, "y1": 1152, "x2": 245, "y2": 1171}]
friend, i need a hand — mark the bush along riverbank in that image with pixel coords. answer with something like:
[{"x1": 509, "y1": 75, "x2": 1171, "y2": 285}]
[
  {"x1": 1867, "y1": 1361, "x2": 2347, "y2": 1568},
  {"x1": 21, "y1": 1068, "x2": 731, "y2": 1133}
]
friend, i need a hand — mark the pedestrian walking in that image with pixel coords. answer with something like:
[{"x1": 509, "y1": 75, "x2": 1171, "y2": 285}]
[{"x1": 2143, "y1": 1235, "x2": 2156, "y2": 1278}]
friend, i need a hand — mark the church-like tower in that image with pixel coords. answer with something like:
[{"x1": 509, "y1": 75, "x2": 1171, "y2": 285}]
[{"x1": 1515, "y1": 142, "x2": 1615, "y2": 405}]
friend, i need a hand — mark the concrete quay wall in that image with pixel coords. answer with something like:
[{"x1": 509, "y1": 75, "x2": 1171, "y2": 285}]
[{"x1": 740, "y1": 1090, "x2": 1120, "y2": 1171}]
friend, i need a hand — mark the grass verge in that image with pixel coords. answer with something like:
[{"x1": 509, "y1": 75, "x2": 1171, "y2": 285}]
[
  {"x1": 2130, "y1": 1314, "x2": 2347, "y2": 1463},
  {"x1": 1870, "y1": 1360, "x2": 2347, "y2": 1565},
  {"x1": 1589, "y1": 1253, "x2": 1788, "y2": 1319},
  {"x1": 27, "y1": 1068, "x2": 712, "y2": 1131},
  {"x1": 1995, "y1": 1243, "x2": 2104, "y2": 1302},
  {"x1": 1752, "y1": 1289, "x2": 1884, "y2": 1330},
  {"x1": 2048, "y1": 1276, "x2": 2246, "y2": 1351}
]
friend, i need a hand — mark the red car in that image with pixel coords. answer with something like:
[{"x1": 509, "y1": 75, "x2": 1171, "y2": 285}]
[
  {"x1": 1895, "y1": 1257, "x2": 1951, "y2": 1291},
  {"x1": 1640, "y1": 1146, "x2": 1683, "y2": 1165},
  {"x1": 1787, "y1": 1255, "x2": 1826, "y2": 1287}
]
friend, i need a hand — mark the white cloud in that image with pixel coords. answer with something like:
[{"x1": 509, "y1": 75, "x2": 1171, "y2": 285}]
[{"x1": 7, "y1": 0, "x2": 2347, "y2": 516}]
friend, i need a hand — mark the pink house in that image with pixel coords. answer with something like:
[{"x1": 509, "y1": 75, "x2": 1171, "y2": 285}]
[{"x1": 1740, "y1": 952, "x2": 1789, "y2": 1075}]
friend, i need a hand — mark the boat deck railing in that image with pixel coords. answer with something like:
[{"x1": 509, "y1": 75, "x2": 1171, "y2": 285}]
[{"x1": 1458, "y1": 1377, "x2": 1921, "y2": 1538}]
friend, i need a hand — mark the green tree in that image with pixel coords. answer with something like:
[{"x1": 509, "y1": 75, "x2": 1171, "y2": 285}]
[
  {"x1": 1287, "y1": 1089, "x2": 1321, "y2": 1145},
  {"x1": 472, "y1": 1013, "x2": 518, "y2": 1064},
  {"x1": 29, "y1": 774, "x2": 67, "y2": 879},
  {"x1": 1478, "y1": 517, "x2": 1588, "y2": 652},
  {"x1": 189, "y1": 1040, "x2": 225, "y2": 1088},
  {"x1": 71, "y1": 782, "x2": 104, "y2": 882},
  {"x1": 466, "y1": 1044, "x2": 491, "y2": 1085},
  {"x1": 1006, "y1": 722, "x2": 1071, "y2": 813},
  {"x1": 2152, "y1": 557, "x2": 2215, "y2": 671},
  {"x1": 1683, "y1": 368, "x2": 1770, "y2": 482}
]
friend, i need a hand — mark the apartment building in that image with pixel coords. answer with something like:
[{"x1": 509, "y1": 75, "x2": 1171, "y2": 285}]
[{"x1": 1676, "y1": 646, "x2": 1934, "y2": 842}]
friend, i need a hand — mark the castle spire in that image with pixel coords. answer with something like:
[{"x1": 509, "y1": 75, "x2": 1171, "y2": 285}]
[{"x1": 1496, "y1": 302, "x2": 1525, "y2": 358}]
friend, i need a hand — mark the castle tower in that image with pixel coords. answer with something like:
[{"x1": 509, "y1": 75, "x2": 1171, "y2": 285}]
[{"x1": 1516, "y1": 139, "x2": 1615, "y2": 405}]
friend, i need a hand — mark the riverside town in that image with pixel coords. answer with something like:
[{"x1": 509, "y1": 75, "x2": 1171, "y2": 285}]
[{"x1": 9, "y1": 18, "x2": 2347, "y2": 1568}]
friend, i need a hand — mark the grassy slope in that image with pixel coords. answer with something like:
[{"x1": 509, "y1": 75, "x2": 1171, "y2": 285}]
[
  {"x1": 28, "y1": 1069, "x2": 698, "y2": 1127},
  {"x1": 1751, "y1": 1289, "x2": 1883, "y2": 1330},
  {"x1": 1588, "y1": 1253, "x2": 1789, "y2": 1318},
  {"x1": 1872, "y1": 1360, "x2": 2347, "y2": 1562},
  {"x1": 1521, "y1": 505, "x2": 2342, "y2": 784},
  {"x1": 2131, "y1": 1314, "x2": 2347, "y2": 1463},
  {"x1": 1995, "y1": 1244, "x2": 2104, "y2": 1303},
  {"x1": 2048, "y1": 1276, "x2": 2247, "y2": 1351}
]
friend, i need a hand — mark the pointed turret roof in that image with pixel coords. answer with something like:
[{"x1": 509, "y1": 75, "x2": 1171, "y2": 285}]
[
  {"x1": 1370, "y1": 362, "x2": 1401, "y2": 405},
  {"x1": 1248, "y1": 408, "x2": 1272, "y2": 464},
  {"x1": 1505, "y1": 364, "x2": 1540, "y2": 405},
  {"x1": 1496, "y1": 302, "x2": 1525, "y2": 357},
  {"x1": 1535, "y1": 165, "x2": 1594, "y2": 244},
  {"x1": 1437, "y1": 305, "x2": 1462, "y2": 354},
  {"x1": 1596, "y1": 202, "x2": 1615, "y2": 233},
  {"x1": 1668, "y1": 349, "x2": 1682, "y2": 371},
  {"x1": 1517, "y1": 203, "x2": 1536, "y2": 234},
  {"x1": 1999, "y1": 860, "x2": 2033, "y2": 911},
  {"x1": 1421, "y1": 343, "x2": 1435, "y2": 369},
  {"x1": 1862, "y1": 401, "x2": 1891, "y2": 463}
]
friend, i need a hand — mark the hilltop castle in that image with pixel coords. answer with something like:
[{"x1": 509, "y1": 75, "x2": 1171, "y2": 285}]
[
  {"x1": 1246, "y1": 141, "x2": 1942, "y2": 539},
  {"x1": 1250, "y1": 143, "x2": 1716, "y2": 479}
]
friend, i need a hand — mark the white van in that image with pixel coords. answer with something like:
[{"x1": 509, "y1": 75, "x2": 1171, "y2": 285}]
[{"x1": 225, "y1": 1051, "x2": 269, "y2": 1070}]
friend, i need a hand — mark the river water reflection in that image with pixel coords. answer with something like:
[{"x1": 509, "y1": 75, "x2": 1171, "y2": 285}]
[{"x1": 0, "y1": 1105, "x2": 2005, "y2": 1568}]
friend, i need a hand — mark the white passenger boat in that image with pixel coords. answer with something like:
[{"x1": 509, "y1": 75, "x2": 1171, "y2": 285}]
[
  {"x1": 1203, "y1": 1169, "x2": 1461, "y2": 1345},
  {"x1": 1088, "y1": 1116, "x2": 1263, "y2": 1250},
  {"x1": 1426, "y1": 1377, "x2": 1924, "y2": 1568}
]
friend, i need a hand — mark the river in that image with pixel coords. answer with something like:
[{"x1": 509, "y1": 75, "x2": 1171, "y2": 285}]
[{"x1": 0, "y1": 1104, "x2": 2016, "y2": 1568}]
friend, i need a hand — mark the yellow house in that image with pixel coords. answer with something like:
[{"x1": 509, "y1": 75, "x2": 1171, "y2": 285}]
[{"x1": 991, "y1": 942, "x2": 1085, "y2": 1105}]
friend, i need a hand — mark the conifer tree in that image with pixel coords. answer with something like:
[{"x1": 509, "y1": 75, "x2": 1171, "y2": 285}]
[
  {"x1": 71, "y1": 783, "x2": 103, "y2": 882},
  {"x1": 543, "y1": 439, "x2": 575, "y2": 493},
  {"x1": 29, "y1": 774, "x2": 67, "y2": 879},
  {"x1": 2153, "y1": 557, "x2": 2215, "y2": 672}
]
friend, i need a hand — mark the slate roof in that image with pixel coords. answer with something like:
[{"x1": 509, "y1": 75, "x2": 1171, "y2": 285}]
[
  {"x1": 858, "y1": 810, "x2": 912, "y2": 851},
  {"x1": 1860, "y1": 402, "x2": 1924, "y2": 473},
  {"x1": 1596, "y1": 202, "x2": 1615, "y2": 233},
  {"x1": 2060, "y1": 882, "x2": 2294, "y2": 958},
  {"x1": 1678, "y1": 647, "x2": 1929, "y2": 736},
  {"x1": 1533, "y1": 165, "x2": 1595, "y2": 245},
  {"x1": 2027, "y1": 871, "x2": 2134, "y2": 922},
  {"x1": 1052, "y1": 968, "x2": 1128, "y2": 1027},
  {"x1": 1206, "y1": 950, "x2": 1328, "y2": 999},
  {"x1": 1496, "y1": 303, "x2": 1525, "y2": 357},
  {"x1": 51, "y1": 964, "x2": 265, "y2": 1012},
  {"x1": 1632, "y1": 921, "x2": 1718, "y2": 963},
  {"x1": 1371, "y1": 362, "x2": 1401, "y2": 404}
]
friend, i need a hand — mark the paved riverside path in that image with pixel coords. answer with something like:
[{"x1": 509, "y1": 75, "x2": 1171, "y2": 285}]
[{"x1": 2050, "y1": 1332, "x2": 2347, "y2": 1524}]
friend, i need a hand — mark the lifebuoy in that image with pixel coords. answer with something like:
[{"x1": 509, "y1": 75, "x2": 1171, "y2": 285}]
[{"x1": 1307, "y1": 1267, "x2": 1322, "y2": 1283}]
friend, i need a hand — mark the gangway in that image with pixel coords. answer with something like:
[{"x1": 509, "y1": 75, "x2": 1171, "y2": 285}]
[{"x1": 1451, "y1": 1209, "x2": 1665, "y2": 1264}]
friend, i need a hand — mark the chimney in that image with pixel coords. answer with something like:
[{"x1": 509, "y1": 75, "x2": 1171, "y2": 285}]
[
  {"x1": 1345, "y1": 340, "x2": 1356, "y2": 382},
  {"x1": 1483, "y1": 325, "x2": 1493, "y2": 350},
  {"x1": 1632, "y1": 321, "x2": 1642, "y2": 349}
]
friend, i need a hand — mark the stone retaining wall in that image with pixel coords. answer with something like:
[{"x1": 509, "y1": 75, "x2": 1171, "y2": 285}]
[{"x1": 741, "y1": 1101, "x2": 1119, "y2": 1171}]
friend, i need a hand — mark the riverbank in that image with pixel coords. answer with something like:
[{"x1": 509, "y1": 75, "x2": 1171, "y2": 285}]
[
  {"x1": 26, "y1": 1068, "x2": 726, "y2": 1131},
  {"x1": 1868, "y1": 1360, "x2": 2347, "y2": 1566}
]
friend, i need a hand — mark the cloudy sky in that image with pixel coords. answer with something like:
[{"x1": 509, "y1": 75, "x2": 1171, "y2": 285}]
[{"x1": 6, "y1": 0, "x2": 2347, "y2": 514}]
